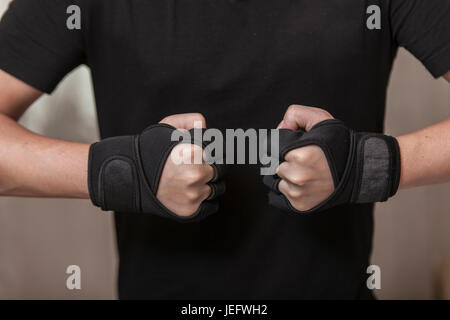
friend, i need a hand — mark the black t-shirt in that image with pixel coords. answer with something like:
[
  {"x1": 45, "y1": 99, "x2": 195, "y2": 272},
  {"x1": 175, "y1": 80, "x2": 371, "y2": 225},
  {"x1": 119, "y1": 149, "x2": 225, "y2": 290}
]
[{"x1": 0, "y1": 0, "x2": 449, "y2": 299}]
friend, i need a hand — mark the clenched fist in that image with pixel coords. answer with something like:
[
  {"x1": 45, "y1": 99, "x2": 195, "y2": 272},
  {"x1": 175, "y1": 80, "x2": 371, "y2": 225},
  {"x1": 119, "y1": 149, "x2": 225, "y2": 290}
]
[
  {"x1": 88, "y1": 112, "x2": 224, "y2": 222},
  {"x1": 266, "y1": 104, "x2": 401, "y2": 214},
  {"x1": 157, "y1": 113, "x2": 215, "y2": 217},
  {"x1": 275, "y1": 105, "x2": 335, "y2": 211}
]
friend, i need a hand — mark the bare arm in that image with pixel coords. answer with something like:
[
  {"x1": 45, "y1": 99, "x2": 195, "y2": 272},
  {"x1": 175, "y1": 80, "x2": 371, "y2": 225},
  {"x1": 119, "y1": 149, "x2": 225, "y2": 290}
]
[
  {"x1": 0, "y1": 70, "x2": 89, "y2": 198},
  {"x1": 398, "y1": 118, "x2": 450, "y2": 189},
  {"x1": 397, "y1": 71, "x2": 450, "y2": 189},
  {"x1": 0, "y1": 69, "x2": 211, "y2": 218}
]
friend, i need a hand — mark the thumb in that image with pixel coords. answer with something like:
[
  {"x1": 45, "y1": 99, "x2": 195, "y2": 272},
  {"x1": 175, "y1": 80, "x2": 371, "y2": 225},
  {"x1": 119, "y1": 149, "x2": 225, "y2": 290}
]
[
  {"x1": 159, "y1": 113, "x2": 206, "y2": 130},
  {"x1": 277, "y1": 119, "x2": 299, "y2": 130},
  {"x1": 278, "y1": 105, "x2": 334, "y2": 131}
]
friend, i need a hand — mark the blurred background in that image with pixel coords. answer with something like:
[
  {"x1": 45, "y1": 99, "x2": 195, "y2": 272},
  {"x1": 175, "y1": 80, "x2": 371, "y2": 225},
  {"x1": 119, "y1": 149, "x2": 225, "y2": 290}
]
[{"x1": 0, "y1": 0, "x2": 449, "y2": 300}]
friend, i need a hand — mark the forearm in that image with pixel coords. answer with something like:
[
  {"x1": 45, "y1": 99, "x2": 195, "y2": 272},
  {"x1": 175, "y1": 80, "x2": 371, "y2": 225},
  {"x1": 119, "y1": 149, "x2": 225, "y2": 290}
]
[
  {"x1": 0, "y1": 113, "x2": 89, "y2": 198},
  {"x1": 397, "y1": 118, "x2": 450, "y2": 189}
]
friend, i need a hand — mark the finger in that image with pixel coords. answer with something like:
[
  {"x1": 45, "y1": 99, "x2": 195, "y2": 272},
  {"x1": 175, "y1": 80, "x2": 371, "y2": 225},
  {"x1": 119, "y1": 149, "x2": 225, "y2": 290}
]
[
  {"x1": 276, "y1": 162, "x2": 299, "y2": 184},
  {"x1": 199, "y1": 184, "x2": 212, "y2": 202},
  {"x1": 186, "y1": 143, "x2": 205, "y2": 165},
  {"x1": 275, "y1": 161, "x2": 289, "y2": 177},
  {"x1": 284, "y1": 146, "x2": 317, "y2": 164},
  {"x1": 160, "y1": 113, "x2": 206, "y2": 130},
  {"x1": 200, "y1": 163, "x2": 215, "y2": 184},
  {"x1": 171, "y1": 143, "x2": 202, "y2": 165},
  {"x1": 278, "y1": 179, "x2": 303, "y2": 199},
  {"x1": 280, "y1": 105, "x2": 333, "y2": 131},
  {"x1": 278, "y1": 179, "x2": 289, "y2": 196},
  {"x1": 277, "y1": 119, "x2": 297, "y2": 130},
  {"x1": 276, "y1": 119, "x2": 289, "y2": 129},
  {"x1": 276, "y1": 161, "x2": 311, "y2": 187}
]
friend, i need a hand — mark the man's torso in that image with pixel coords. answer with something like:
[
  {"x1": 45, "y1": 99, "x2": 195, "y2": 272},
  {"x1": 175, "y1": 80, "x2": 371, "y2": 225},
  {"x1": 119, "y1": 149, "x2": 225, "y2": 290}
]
[{"x1": 85, "y1": 0, "x2": 395, "y2": 299}]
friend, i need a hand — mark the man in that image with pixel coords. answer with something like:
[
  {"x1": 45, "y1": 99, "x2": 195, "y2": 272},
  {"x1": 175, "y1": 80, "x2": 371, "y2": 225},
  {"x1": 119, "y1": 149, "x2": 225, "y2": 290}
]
[{"x1": 0, "y1": 0, "x2": 449, "y2": 299}]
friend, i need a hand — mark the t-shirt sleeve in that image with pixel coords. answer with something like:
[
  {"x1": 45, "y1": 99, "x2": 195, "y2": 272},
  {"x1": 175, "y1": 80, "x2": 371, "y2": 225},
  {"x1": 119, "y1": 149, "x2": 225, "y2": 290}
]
[
  {"x1": 390, "y1": 0, "x2": 450, "y2": 78},
  {"x1": 0, "y1": 0, "x2": 85, "y2": 93}
]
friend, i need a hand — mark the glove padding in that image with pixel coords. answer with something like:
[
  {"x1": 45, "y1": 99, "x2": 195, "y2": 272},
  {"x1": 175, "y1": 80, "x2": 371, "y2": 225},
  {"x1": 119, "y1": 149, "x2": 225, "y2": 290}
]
[
  {"x1": 263, "y1": 119, "x2": 401, "y2": 214},
  {"x1": 88, "y1": 123, "x2": 225, "y2": 222}
]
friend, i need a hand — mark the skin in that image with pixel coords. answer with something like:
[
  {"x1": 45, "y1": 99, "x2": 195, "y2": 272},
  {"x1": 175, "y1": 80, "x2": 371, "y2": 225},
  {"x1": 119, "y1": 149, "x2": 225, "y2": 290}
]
[
  {"x1": 0, "y1": 69, "x2": 213, "y2": 215},
  {"x1": 0, "y1": 69, "x2": 449, "y2": 215},
  {"x1": 275, "y1": 70, "x2": 450, "y2": 210},
  {"x1": 156, "y1": 113, "x2": 214, "y2": 216}
]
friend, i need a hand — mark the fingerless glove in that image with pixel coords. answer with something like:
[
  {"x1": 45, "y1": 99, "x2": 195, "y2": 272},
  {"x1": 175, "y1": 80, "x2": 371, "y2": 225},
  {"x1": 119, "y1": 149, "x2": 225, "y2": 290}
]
[
  {"x1": 88, "y1": 124, "x2": 225, "y2": 222},
  {"x1": 263, "y1": 119, "x2": 401, "y2": 214}
]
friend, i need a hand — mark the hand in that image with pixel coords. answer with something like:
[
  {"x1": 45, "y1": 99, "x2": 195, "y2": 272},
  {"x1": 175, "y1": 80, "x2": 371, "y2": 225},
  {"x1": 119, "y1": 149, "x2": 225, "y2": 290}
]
[
  {"x1": 89, "y1": 112, "x2": 222, "y2": 221},
  {"x1": 276, "y1": 105, "x2": 335, "y2": 211},
  {"x1": 157, "y1": 113, "x2": 214, "y2": 217}
]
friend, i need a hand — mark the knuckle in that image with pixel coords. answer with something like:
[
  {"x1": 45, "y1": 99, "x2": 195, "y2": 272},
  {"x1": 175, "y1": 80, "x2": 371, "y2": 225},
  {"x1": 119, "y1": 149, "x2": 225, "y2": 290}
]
[
  {"x1": 185, "y1": 189, "x2": 202, "y2": 203},
  {"x1": 288, "y1": 188, "x2": 303, "y2": 199},
  {"x1": 319, "y1": 109, "x2": 333, "y2": 118},
  {"x1": 193, "y1": 145, "x2": 205, "y2": 159},
  {"x1": 173, "y1": 144, "x2": 193, "y2": 161},
  {"x1": 275, "y1": 162, "x2": 287, "y2": 176},
  {"x1": 188, "y1": 144, "x2": 205, "y2": 163},
  {"x1": 278, "y1": 180, "x2": 290, "y2": 196},
  {"x1": 205, "y1": 165, "x2": 215, "y2": 181},
  {"x1": 290, "y1": 174, "x2": 307, "y2": 186},
  {"x1": 192, "y1": 113, "x2": 206, "y2": 126},
  {"x1": 204, "y1": 184, "x2": 212, "y2": 198},
  {"x1": 179, "y1": 143, "x2": 192, "y2": 152},
  {"x1": 291, "y1": 151, "x2": 305, "y2": 163},
  {"x1": 185, "y1": 185, "x2": 210, "y2": 205},
  {"x1": 311, "y1": 107, "x2": 333, "y2": 121},
  {"x1": 286, "y1": 104, "x2": 299, "y2": 116},
  {"x1": 186, "y1": 169, "x2": 204, "y2": 184},
  {"x1": 195, "y1": 184, "x2": 212, "y2": 200},
  {"x1": 277, "y1": 180, "x2": 287, "y2": 192},
  {"x1": 294, "y1": 149, "x2": 313, "y2": 163}
]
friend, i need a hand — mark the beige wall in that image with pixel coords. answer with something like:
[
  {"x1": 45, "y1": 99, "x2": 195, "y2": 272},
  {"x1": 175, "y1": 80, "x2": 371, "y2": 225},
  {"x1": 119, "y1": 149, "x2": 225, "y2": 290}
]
[
  {"x1": 373, "y1": 50, "x2": 450, "y2": 299},
  {"x1": 0, "y1": 0, "x2": 449, "y2": 300}
]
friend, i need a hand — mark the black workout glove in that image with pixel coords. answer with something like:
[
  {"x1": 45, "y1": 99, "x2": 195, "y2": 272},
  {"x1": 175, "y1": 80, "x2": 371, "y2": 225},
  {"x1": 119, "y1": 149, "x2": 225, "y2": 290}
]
[
  {"x1": 263, "y1": 119, "x2": 401, "y2": 214},
  {"x1": 88, "y1": 124, "x2": 225, "y2": 222}
]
